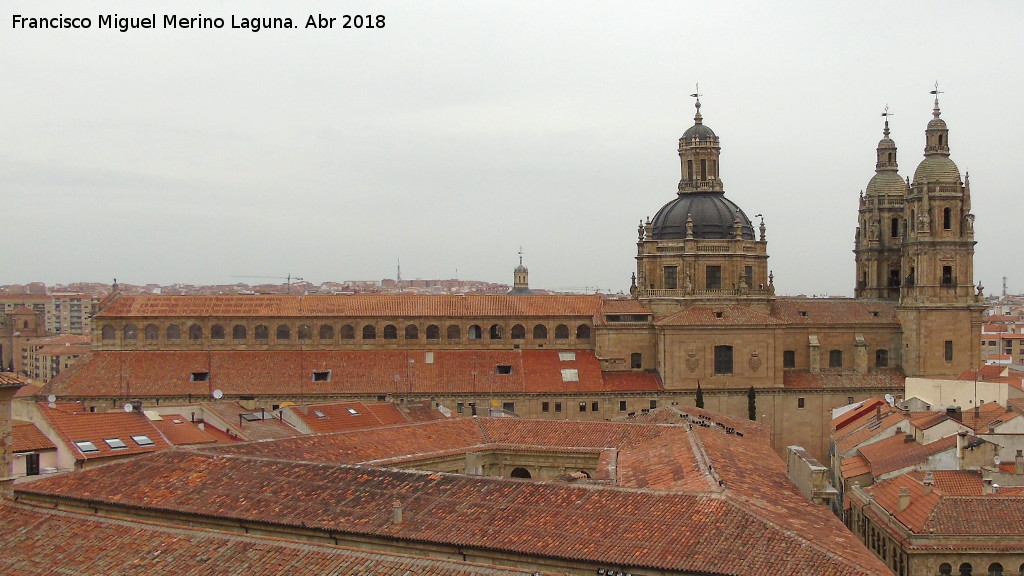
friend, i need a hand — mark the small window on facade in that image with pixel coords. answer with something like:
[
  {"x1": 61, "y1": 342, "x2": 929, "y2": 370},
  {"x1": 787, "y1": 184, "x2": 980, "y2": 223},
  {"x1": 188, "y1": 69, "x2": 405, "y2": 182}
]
[
  {"x1": 714, "y1": 345, "x2": 733, "y2": 375},
  {"x1": 456, "y1": 402, "x2": 464, "y2": 414},
  {"x1": 383, "y1": 324, "x2": 398, "y2": 339},
  {"x1": 848, "y1": 396, "x2": 855, "y2": 404},
  {"x1": 664, "y1": 266, "x2": 678, "y2": 290},
  {"x1": 744, "y1": 266, "x2": 753, "y2": 290},
  {"x1": 945, "y1": 340, "x2": 954, "y2": 362},
  {"x1": 131, "y1": 435, "x2": 155, "y2": 446},
  {"x1": 145, "y1": 324, "x2": 159, "y2": 340},
  {"x1": 104, "y1": 438, "x2": 127, "y2": 450},
  {"x1": 489, "y1": 324, "x2": 504, "y2": 340},
  {"x1": 190, "y1": 371, "x2": 210, "y2": 382},
  {"x1": 362, "y1": 325, "x2": 376, "y2": 340},
  {"x1": 630, "y1": 352, "x2": 642, "y2": 369},
  {"x1": 554, "y1": 402, "x2": 562, "y2": 413},
  {"x1": 405, "y1": 325, "x2": 419, "y2": 340},
  {"x1": 167, "y1": 324, "x2": 182, "y2": 340},
  {"x1": 101, "y1": 325, "x2": 115, "y2": 340},
  {"x1": 555, "y1": 324, "x2": 569, "y2": 340},
  {"x1": 496, "y1": 365, "x2": 512, "y2": 375},
  {"x1": 312, "y1": 370, "x2": 331, "y2": 382},
  {"x1": 502, "y1": 402, "x2": 515, "y2": 412},
  {"x1": 232, "y1": 325, "x2": 247, "y2": 340},
  {"x1": 700, "y1": 158, "x2": 707, "y2": 179},
  {"x1": 619, "y1": 400, "x2": 627, "y2": 411},
  {"x1": 542, "y1": 401, "x2": 550, "y2": 413},
  {"x1": 829, "y1": 349, "x2": 843, "y2": 368},
  {"x1": 468, "y1": 325, "x2": 482, "y2": 340},
  {"x1": 942, "y1": 266, "x2": 953, "y2": 286},
  {"x1": 875, "y1": 349, "x2": 889, "y2": 367},
  {"x1": 254, "y1": 325, "x2": 269, "y2": 340},
  {"x1": 426, "y1": 324, "x2": 440, "y2": 340},
  {"x1": 533, "y1": 324, "x2": 548, "y2": 340},
  {"x1": 783, "y1": 350, "x2": 796, "y2": 369},
  {"x1": 123, "y1": 324, "x2": 137, "y2": 340},
  {"x1": 891, "y1": 217, "x2": 900, "y2": 238},
  {"x1": 576, "y1": 324, "x2": 591, "y2": 340},
  {"x1": 319, "y1": 324, "x2": 335, "y2": 340},
  {"x1": 511, "y1": 324, "x2": 526, "y2": 339},
  {"x1": 591, "y1": 401, "x2": 599, "y2": 412},
  {"x1": 210, "y1": 325, "x2": 225, "y2": 340},
  {"x1": 798, "y1": 397, "x2": 805, "y2": 409},
  {"x1": 579, "y1": 401, "x2": 587, "y2": 413},
  {"x1": 189, "y1": 324, "x2": 203, "y2": 340},
  {"x1": 75, "y1": 441, "x2": 99, "y2": 453},
  {"x1": 687, "y1": 159, "x2": 694, "y2": 181},
  {"x1": 714, "y1": 311, "x2": 724, "y2": 318},
  {"x1": 276, "y1": 325, "x2": 290, "y2": 340},
  {"x1": 447, "y1": 325, "x2": 461, "y2": 340},
  {"x1": 297, "y1": 324, "x2": 312, "y2": 341},
  {"x1": 706, "y1": 266, "x2": 722, "y2": 290},
  {"x1": 650, "y1": 399, "x2": 657, "y2": 409},
  {"x1": 943, "y1": 207, "x2": 952, "y2": 230},
  {"x1": 888, "y1": 268, "x2": 901, "y2": 288}
]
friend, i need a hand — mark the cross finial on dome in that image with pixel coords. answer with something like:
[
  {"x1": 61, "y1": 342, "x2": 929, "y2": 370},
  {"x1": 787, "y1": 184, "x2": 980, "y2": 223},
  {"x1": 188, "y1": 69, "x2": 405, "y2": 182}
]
[
  {"x1": 690, "y1": 83, "x2": 703, "y2": 124},
  {"x1": 930, "y1": 81, "x2": 943, "y2": 118},
  {"x1": 881, "y1": 104, "x2": 893, "y2": 137},
  {"x1": 518, "y1": 246, "x2": 523, "y2": 267}
]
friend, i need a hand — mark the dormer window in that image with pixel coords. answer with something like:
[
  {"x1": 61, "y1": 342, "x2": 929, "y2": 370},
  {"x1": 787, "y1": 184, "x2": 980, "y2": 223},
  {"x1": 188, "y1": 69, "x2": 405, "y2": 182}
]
[
  {"x1": 312, "y1": 370, "x2": 331, "y2": 382},
  {"x1": 190, "y1": 371, "x2": 210, "y2": 382},
  {"x1": 496, "y1": 365, "x2": 513, "y2": 375}
]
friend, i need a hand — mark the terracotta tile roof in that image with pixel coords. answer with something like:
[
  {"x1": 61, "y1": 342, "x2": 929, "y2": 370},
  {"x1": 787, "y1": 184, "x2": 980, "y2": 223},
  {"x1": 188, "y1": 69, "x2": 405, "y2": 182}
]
[
  {"x1": 909, "y1": 411, "x2": 948, "y2": 430},
  {"x1": 36, "y1": 402, "x2": 171, "y2": 460},
  {"x1": 771, "y1": 298, "x2": 899, "y2": 324},
  {"x1": 655, "y1": 305, "x2": 781, "y2": 326},
  {"x1": 857, "y1": 433, "x2": 958, "y2": 477},
  {"x1": 598, "y1": 298, "x2": 651, "y2": 314},
  {"x1": 956, "y1": 402, "x2": 1019, "y2": 432},
  {"x1": 832, "y1": 398, "x2": 888, "y2": 431},
  {"x1": 0, "y1": 372, "x2": 27, "y2": 388},
  {"x1": 842, "y1": 455, "x2": 871, "y2": 479},
  {"x1": 784, "y1": 369, "x2": 905, "y2": 390},
  {"x1": 12, "y1": 421, "x2": 56, "y2": 452},
  {"x1": 149, "y1": 416, "x2": 220, "y2": 445},
  {"x1": 288, "y1": 401, "x2": 411, "y2": 434},
  {"x1": 200, "y1": 402, "x2": 301, "y2": 441},
  {"x1": 97, "y1": 293, "x2": 605, "y2": 319},
  {"x1": 14, "y1": 382, "x2": 40, "y2": 398},
  {"x1": 615, "y1": 405, "x2": 772, "y2": 444},
  {"x1": 44, "y1": 350, "x2": 662, "y2": 398},
  {"x1": 0, "y1": 503, "x2": 554, "y2": 576},
  {"x1": 835, "y1": 411, "x2": 908, "y2": 456},
  {"x1": 17, "y1": 419, "x2": 892, "y2": 576}
]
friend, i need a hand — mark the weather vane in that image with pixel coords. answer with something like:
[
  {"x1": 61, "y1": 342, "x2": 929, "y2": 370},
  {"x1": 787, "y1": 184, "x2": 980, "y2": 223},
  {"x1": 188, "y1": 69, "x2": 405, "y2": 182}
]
[
  {"x1": 930, "y1": 81, "x2": 942, "y2": 97},
  {"x1": 881, "y1": 104, "x2": 893, "y2": 119},
  {"x1": 690, "y1": 83, "x2": 702, "y2": 104}
]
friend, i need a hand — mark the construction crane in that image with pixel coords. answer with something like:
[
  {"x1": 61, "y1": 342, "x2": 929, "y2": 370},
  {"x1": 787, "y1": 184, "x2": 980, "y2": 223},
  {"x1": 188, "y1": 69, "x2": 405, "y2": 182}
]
[{"x1": 232, "y1": 274, "x2": 304, "y2": 294}]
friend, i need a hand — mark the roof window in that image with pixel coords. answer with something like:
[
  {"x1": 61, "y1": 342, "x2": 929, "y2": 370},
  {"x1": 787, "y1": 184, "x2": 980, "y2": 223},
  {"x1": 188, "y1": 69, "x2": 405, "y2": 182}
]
[
  {"x1": 74, "y1": 441, "x2": 99, "y2": 453},
  {"x1": 312, "y1": 370, "x2": 331, "y2": 382},
  {"x1": 496, "y1": 365, "x2": 513, "y2": 375},
  {"x1": 798, "y1": 311, "x2": 808, "y2": 317},
  {"x1": 190, "y1": 371, "x2": 210, "y2": 382},
  {"x1": 347, "y1": 408, "x2": 360, "y2": 415},
  {"x1": 558, "y1": 352, "x2": 576, "y2": 362},
  {"x1": 104, "y1": 438, "x2": 127, "y2": 450},
  {"x1": 314, "y1": 410, "x2": 326, "y2": 419},
  {"x1": 561, "y1": 369, "x2": 579, "y2": 382},
  {"x1": 131, "y1": 435, "x2": 155, "y2": 446}
]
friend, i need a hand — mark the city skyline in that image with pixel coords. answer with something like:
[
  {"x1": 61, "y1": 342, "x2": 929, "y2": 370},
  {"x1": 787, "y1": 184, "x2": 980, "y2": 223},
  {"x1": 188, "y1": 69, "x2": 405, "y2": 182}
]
[{"x1": 4, "y1": 1, "x2": 1022, "y2": 296}]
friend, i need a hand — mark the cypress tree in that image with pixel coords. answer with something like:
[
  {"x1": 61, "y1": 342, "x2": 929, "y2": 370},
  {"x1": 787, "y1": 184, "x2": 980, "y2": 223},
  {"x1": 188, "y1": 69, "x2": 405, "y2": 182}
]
[
  {"x1": 695, "y1": 381, "x2": 705, "y2": 409},
  {"x1": 747, "y1": 386, "x2": 757, "y2": 421}
]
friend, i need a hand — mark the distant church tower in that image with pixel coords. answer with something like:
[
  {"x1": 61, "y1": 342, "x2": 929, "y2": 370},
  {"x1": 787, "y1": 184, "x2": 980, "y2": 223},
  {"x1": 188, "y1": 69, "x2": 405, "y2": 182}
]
[
  {"x1": 509, "y1": 249, "x2": 533, "y2": 295},
  {"x1": 635, "y1": 94, "x2": 771, "y2": 315},
  {"x1": 854, "y1": 109, "x2": 910, "y2": 299},
  {"x1": 892, "y1": 88, "x2": 984, "y2": 377}
]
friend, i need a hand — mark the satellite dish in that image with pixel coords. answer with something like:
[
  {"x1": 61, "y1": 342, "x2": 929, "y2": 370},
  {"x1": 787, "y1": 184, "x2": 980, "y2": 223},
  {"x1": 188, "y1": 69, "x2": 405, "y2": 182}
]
[
  {"x1": 212, "y1": 389, "x2": 224, "y2": 400},
  {"x1": 123, "y1": 403, "x2": 134, "y2": 413},
  {"x1": 47, "y1": 394, "x2": 57, "y2": 403},
  {"x1": 884, "y1": 394, "x2": 895, "y2": 407}
]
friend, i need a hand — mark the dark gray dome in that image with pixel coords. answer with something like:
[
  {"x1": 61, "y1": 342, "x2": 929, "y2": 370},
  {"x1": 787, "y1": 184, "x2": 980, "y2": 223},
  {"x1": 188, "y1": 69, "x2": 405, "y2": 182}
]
[
  {"x1": 682, "y1": 123, "x2": 717, "y2": 141},
  {"x1": 651, "y1": 192, "x2": 754, "y2": 240}
]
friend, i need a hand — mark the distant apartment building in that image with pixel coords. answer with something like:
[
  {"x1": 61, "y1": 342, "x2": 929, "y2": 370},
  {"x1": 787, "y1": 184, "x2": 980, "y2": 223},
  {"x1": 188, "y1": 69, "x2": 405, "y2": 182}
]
[
  {"x1": 21, "y1": 334, "x2": 90, "y2": 382},
  {"x1": 0, "y1": 293, "x2": 100, "y2": 335}
]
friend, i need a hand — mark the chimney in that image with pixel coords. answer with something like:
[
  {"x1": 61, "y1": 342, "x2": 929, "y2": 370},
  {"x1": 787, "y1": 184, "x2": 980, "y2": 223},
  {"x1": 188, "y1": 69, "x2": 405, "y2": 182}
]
[
  {"x1": 904, "y1": 433, "x2": 915, "y2": 443},
  {"x1": 923, "y1": 471, "x2": 934, "y2": 495},
  {"x1": 898, "y1": 487, "x2": 911, "y2": 511},
  {"x1": 946, "y1": 406, "x2": 963, "y2": 422},
  {"x1": 983, "y1": 474, "x2": 995, "y2": 495},
  {"x1": 876, "y1": 406, "x2": 882, "y2": 420},
  {"x1": 1016, "y1": 450, "x2": 1023, "y2": 475},
  {"x1": 956, "y1": 431, "x2": 968, "y2": 466},
  {"x1": 391, "y1": 499, "x2": 404, "y2": 525}
]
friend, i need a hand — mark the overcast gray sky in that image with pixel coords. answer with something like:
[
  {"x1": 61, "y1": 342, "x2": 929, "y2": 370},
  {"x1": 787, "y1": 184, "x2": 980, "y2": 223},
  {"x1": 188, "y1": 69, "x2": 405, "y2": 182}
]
[{"x1": 3, "y1": 1, "x2": 1021, "y2": 296}]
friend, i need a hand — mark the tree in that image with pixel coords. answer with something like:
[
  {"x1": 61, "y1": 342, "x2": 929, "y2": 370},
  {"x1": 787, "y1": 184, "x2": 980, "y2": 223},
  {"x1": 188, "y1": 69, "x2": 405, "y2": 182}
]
[
  {"x1": 747, "y1": 386, "x2": 757, "y2": 421},
  {"x1": 695, "y1": 381, "x2": 705, "y2": 409}
]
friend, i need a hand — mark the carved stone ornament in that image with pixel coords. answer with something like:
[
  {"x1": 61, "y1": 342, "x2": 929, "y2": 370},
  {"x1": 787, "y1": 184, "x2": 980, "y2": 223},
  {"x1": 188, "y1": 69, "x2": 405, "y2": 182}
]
[
  {"x1": 686, "y1": 352, "x2": 700, "y2": 373},
  {"x1": 748, "y1": 351, "x2": 761, "y2": 372}
]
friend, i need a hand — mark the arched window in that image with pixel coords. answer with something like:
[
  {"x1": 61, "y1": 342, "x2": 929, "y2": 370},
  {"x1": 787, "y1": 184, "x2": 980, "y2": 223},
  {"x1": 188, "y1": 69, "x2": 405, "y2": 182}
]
[
  {"x1": 189, "y1": 324, "x2": 203, "y2": 340},
  {"x1": 426, "y1": 324, "x2": 440, "y2": 340},
  {"x1": 447, "y1": 325, "x2": 461, "y2": 340},
  {"x1": 555, "y1": 324, "x2": 569, "y2": 340},
  {"x1": 988, "y1": 563, "x2": 1003, "y2": 576},
  {"x1": 405, "y1": 325, "x2": 419, "y2": 340},
  {"x1": 123, "y1": 324, "x2": 137, "y2": 340},
  {"x1": 938, "y1": 563, "x2": 952, "y2": 576},
  {"x1": 232, "y1": 325, "x2": 247, "y2": 340},
  {"x1": 297, "y1": 324, "x2": 312, "y2": 341},
  {"x1": 875, "y1": 349, "x2": 889, "y2": 367},
  {"x1": 340, "y1": 324, "x2": 355, "y2": 340},
  {"x1": 101, "y1": 325, "x2": 115, "y2": 341},
  {"x1": 468, "y1": 325, "x2": 482, "y2": 340},
  {"x1": 489, "y1": 324, "x2": 504, "y2": 340},
  {"x1": 319, "y1": 324, "x2": 334, "y2": 340},
  {"x1": 510, "y1": 467, "x2": 532, "y2": 479},
  {"x1": 167, "y1": 324, "x2": 182, "y2": 340},
  {"x1": 145, "y1": 324, "x2": 159, "y2": 340},
  {"x1": 511, "y1": 324, "x2": 526, "y2": 340},
  {"x1": 960, "y1": 563, "x2": 973, "y2": 576},
  {"x1": 254, "y1": 325, "x2": 269, "y2": 340},
  {"x1": 383, "y1": 324, "x2": 398, "y2": 340},
  {"x1": 630, "y1": 352, "x2": 642, "y2": 369},
  {"x1": 362, "y1": 325, "x2": 376, "y2": 340},
  {"x1": 276, "y1": 325, "x2": 291, "y2": 340},
  {"x1": 829, "y1": 349, "x2": 843, "y2": 368},
  {"x1": 576, "y1": 325, "x2": 591, "y2": 340},
  {"x1": 533, "y1": 324, "x2": 548, "y2": 340},
  {"x1": 210, "y1": 325, "x2": 225, "y2": 340},
  {"x1": 714, "y1": 345, "x2": 733, "y2": 375}
]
